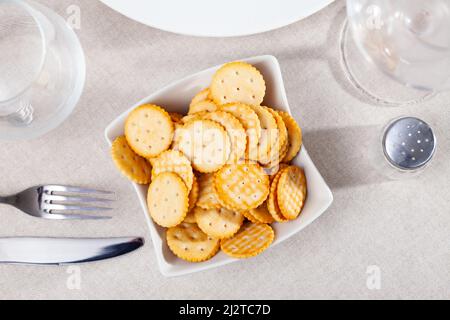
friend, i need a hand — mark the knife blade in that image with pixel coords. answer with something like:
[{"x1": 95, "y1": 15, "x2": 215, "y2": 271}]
[{"x1": 0, "y1": 237, "x2": 144, "y2": 265}]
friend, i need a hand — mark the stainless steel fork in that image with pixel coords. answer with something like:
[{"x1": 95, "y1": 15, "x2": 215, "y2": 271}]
[{"x1": 0, "y1": 185, "x2": 114, "y2": 220}]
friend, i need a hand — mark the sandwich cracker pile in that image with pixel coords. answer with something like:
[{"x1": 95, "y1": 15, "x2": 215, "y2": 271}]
[{"x1": 111, "y1": 61, "x2": 307, "y2": 263}]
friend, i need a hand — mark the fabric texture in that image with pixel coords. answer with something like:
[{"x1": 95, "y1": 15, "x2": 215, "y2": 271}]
[{"x1": 0, "y1": 0, "x2": 448, "y2": 299}]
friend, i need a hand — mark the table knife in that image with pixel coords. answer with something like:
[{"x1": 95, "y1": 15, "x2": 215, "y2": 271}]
[{"x1": 0, "y1": 237, "x2": 144, "y2": 265}]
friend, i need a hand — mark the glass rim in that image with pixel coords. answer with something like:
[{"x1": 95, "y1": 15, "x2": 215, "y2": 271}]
[
  {"x1": 0, "y1": 0, "x2": 47, "y2": 105},
  {"x1": 339, "y1": 19, "x2": 437, "y2": 106},
  {"x1": 345, "y1": 0, "x2": 450, "y2": 52}
]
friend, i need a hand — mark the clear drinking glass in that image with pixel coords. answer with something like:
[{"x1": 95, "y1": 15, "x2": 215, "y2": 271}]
[
  {"x1": 0, "y1": 0, "x2": 85, "y2": 140},
  {"x1": 340, "y1": 0, "x2": 450, "y2": 106}
]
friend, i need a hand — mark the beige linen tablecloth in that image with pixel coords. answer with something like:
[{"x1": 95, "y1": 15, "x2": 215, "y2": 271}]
[{"x1": 0, "y1": 0, "x2": 448, "y2": 299}]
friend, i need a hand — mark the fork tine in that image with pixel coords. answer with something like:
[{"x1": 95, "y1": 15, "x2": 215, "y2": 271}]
[
  {"x1": 44, "y1": 185, "x2": 114, "y2": 195},
  {"x1": 45, "y1": 204, "x2": 114, "y2": 212},
  {"x1": 44, "y1": 194, "x2": 114, "y2": 204},
  {"x1": 40, "y1": 212, "x2": 112, "y2": 220}
]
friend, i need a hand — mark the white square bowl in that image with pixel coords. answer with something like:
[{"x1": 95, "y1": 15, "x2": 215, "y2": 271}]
[{"x1": 105, "y1": 55, "x2": 333, "y2": 277}]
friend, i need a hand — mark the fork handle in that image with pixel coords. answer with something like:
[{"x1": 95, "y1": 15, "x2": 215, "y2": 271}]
[{"x1": 0, "y1": 196, "x2": 16, "y2": 206}]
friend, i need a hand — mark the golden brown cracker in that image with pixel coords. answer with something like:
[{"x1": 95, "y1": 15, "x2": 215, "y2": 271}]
[
  {"x1": 169, "y1": 112, "x2": 184, "y2": 123},
  {"x1": 267, "y1": 168, "x2": 289, "y2": 223},
  {"x1": 210, "y1": 62, "x2": 266, "y2": 106},
  {"x1": 183, "y1": 211, "x2": 197, "y2": 224},
  {"x1": 248, "y1": 203, "x2": 275, "y2": 224},
  {"x1": 221, "y1": 223, "x2": 274, "y2": 259},
  {"x1": 175, "y1": 119, "x2": 231, "y2": 173},
  {"x1": 151, "y1": 150, "x2": 194, "y2": 192},
  {"x1": 190, "y1": 88, "x2": 210, "y2": 108},
  {"x1": 188, "y1": 175, "x2": 199, "y2": 211},
  {"x1": 111, "y1": 136, "x2": 152, "y2": 184},
  {"x1": 248, "y1": 105, "x2": 279, "y2": 164},
  {"x1": 196, "y1": 173, "x2": 221, "y2": 210},
  {"x1": 214, "y1": 163, "x2": 270, "y2": 211},
  {"x1": 147, "y1": 172, "x2": 188, "y2": 227},
  {"x1": 277, "y1": 166, "x2": 307, "y2": 220},
  {"x1": 125, "y1": 104, "x2": 174, "y2": 158},
  {"x1": 167, "y1": 223, "x2": 220, "y2": 262},
  {"x1": 220, "y1": 103, "x2": 261, "y2": 159},
  {"x1": 194, "y1": 206, "x2": 244, "y2": 239},
  {"x1": 188, "y1": 100, "x2": 218, "y2": 115},
  {"x1": 278, "y1": 111, "x2": 302, "y2": 163},
  {"x1": 202, "y1": 111, "x2": 247, "y2": 164}
]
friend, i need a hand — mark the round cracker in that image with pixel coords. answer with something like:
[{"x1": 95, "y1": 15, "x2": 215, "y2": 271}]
[
  {"x1": 248, "y1": 202, "x2": 275, "y2": 224},
  {"x1": 277, "y1": 166, "x2": 307, "y2": 220},
  {"x1": 267, "y1": 168, "x2": 289, "y2": 223},
  {"x1": 147, "y1": 172, "x2": 189, "y2": 228},
  {"x1": 175, "y1": 119, "x2": 231, "y2": 173},
  {"x1": 265, "y1": 107, "x2": 288, "y2": 165},
  {"x1": 111, "y1": 136, "x2": 152, "y2": 184},
  {"x1": 183, "y1": 211, "x2": 197, "y2": 224},
  {"x1": 180, "y1": 112, "x2": 206, "y2": 124},
  {"x1": 262, "y1": 142, "x2": 289, "y2": 169},
  {"x1": 188, "y1": 100, "x2": 218, "y2": 115},
  {"x1": 279, "y1": 141, "x2": 289, "y2": 163},
  {"x1": 167, "y1": 223, "x2": 220, "y2": 262},
  {"x1": 151, "y1": 150, "x2": 194, "y2": 192},
  {"x1": 221, "y1": 223, "x2": 274, "y2": 259},
  {"x1": 125, "y1": 104, "x2": 174, "y2": 158},
  {"x1": 265, "y1": 163, "x2": 289, "y2": 183},
  {"x1": 214, "y1": 163, "x2": 270, "y2": 211},
  {"x1": 248, "y1": 105, "x2": 279, "y2": 164},
  {"x1": 171, "y1": 122, "x2": 183, "y2": 149},
  {"x1": 190, "y1": 88, "x2": 210, "y2": 108},
  {"x1": 202, "y1": 111, "x2": 247, "y2": 164},
  {"x1": 210, "y1": 62, "x2": 266, "y2": 106},
  {"x1": 242, "y1": 210, "x2": 261, "y2": 224},
  {"x1": 194, "y1": 206, "x2": 244, "y2": 239},
  {"x1": 278, "y1": 111, "x2": 302, "y2": 163},
  {"x1": 188, "y1": 175, "x2": 199, "y2": 211},
  {"x1": 220, "y1": 103, "x2": 261, "y2": 158},
  {"x1": 169, "y1": 112, "x2": 184, "y2": 123},
  {"x1": 266, "y1": 141, "x2": 289, "y2": 169},
  {"x1": 196, "y1": 173, "x2": 221, "y2": 210}
]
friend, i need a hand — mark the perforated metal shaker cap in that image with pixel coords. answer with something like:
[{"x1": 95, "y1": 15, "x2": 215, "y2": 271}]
[{"x1": 382, "y1": 117, "x2": 436, "y2": 170}]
